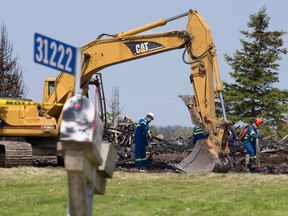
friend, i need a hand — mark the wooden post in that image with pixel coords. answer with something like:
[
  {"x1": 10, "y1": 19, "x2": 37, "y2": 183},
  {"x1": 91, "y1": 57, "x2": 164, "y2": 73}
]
[
  {"x1": 256, "y1": 138, "x2": 260, "y2": 169},
  {"x1": 57, "y1": 94, "x2": 117, "y2": 216}
]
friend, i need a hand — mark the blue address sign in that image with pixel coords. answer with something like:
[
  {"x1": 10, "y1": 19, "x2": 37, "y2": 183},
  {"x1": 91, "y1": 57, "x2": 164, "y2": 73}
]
[{"x1": 34, "y1": 33, "x2": 77, "y2": 75}]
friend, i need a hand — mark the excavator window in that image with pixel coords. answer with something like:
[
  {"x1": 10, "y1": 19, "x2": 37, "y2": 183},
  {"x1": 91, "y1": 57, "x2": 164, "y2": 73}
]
[{"x1": 48, "y1": 81, "x2": 55, "y2": 96}]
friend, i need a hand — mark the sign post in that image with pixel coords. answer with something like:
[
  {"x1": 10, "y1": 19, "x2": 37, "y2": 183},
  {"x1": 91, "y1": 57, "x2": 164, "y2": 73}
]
[{"x1": 74, "y1": 48, "x2": 82, "y2": 95}]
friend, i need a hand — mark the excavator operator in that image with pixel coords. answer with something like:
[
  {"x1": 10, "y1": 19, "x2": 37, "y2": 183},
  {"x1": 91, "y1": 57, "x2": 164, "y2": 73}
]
[{"x1": 134, "y1": 112, "x2": 154, "y2": 172}]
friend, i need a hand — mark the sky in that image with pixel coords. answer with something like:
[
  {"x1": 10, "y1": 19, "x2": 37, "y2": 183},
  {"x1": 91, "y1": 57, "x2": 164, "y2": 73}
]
[{"x1": 1, "y1": 1, "x2": 287, "y2": 127}]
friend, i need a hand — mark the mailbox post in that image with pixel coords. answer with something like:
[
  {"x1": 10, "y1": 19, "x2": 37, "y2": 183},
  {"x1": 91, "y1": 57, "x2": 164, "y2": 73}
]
[{"x1": 57, "y1": 94, "x2": 117, "y2": 216}]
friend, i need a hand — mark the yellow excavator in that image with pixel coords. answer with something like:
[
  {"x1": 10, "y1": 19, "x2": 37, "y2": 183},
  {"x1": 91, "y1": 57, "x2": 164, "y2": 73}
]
[{"x1": 0, "y1": 9, "x2": 230, "y2": 172}]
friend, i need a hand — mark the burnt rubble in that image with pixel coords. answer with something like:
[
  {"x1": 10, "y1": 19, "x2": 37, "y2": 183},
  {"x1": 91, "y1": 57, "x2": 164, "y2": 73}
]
[
  {"x1": 257, "y1": 137, "x2": 288, "y2": 174},
  {"x1": 104, "y1": 119, "x2": 288, "y2": 174}
]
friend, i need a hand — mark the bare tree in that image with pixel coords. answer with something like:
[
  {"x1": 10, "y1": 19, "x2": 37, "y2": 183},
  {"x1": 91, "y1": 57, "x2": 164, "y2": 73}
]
[{"x1": 0, "y1": 22, "x2": 27, "y2": 98}]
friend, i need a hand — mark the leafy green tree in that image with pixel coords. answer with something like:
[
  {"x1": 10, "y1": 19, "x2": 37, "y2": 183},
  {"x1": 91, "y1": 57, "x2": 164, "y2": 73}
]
[
  {"x1": 149, "y1": 125, "x2": 159, "y2": 137},
  {"x1": 106, "y1": 88, "x2": 122, "y2": 127},
  {"x1": 158, "y1": 125, "x2": 193, "y2": 140},
  {"x1": 0, "y1": 22, "x2": 27, "y2": 98},
  {"x1": 221, "y1": 6, "x2": 288, "y2": 136},
  {"x1": 106, "y1": 104, "x2": 121, "y2": 127}
]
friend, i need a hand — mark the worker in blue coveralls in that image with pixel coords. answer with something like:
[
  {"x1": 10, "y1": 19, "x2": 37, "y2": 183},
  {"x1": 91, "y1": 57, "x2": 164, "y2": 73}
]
[
  {"x1": 193, "y1": 125, "x2": 205, "y2": 145},
  {"x1": 243, "y1": 117, "x2": 262, "y2": 171},
  {"x1": 134, "y1": 112, "x2": 154, "y2": 171}
]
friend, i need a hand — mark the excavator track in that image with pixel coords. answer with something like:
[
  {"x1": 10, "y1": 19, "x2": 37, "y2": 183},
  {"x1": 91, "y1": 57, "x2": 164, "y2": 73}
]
[{"x1": 0, "y1": 141, "x2": 33, "y2": 167}]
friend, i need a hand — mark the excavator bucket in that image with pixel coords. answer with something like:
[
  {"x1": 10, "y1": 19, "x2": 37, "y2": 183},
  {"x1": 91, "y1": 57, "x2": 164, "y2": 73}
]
[
  {"x1": 177, "y1": 95, "x2": 231, "y2": 173},
  {"x1": 176, "y1": 140, "x2": 231, "y2": 173}
]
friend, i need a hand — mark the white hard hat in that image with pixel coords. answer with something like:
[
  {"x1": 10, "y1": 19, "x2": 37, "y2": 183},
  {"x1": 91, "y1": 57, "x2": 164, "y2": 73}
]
[{"x1": 147, "y1": 112, "x2": 154, "y2": 120}]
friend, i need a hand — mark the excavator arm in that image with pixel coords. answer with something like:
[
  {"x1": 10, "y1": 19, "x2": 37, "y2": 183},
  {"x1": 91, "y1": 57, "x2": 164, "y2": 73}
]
[
  {"x1": 176, "y1": 11, "x2": 231, "y2": 173},
  {"x1": 44, "y1": 31, "x2": 190, "y2": 121}
]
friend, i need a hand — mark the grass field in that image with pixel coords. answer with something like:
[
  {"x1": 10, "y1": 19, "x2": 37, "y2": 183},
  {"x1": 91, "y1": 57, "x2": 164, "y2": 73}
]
[{"x1": 0, "y1": 167, "x2": 288, "y2": 216}]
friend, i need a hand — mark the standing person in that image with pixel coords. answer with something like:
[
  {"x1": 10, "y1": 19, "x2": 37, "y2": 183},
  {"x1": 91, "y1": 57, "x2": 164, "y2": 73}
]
[
  {"x1": 243, "y1": 117, "x2": 262, "y2": 171},
  {"x1": 134, "y1": 112, "x2": 154, "y2": 171},
  {"x1": 193, "y1": 125, "x2": 205, "y2": 145},
  {"x1": 228, "y1": 124, "x2": 237, "y2": 164}
]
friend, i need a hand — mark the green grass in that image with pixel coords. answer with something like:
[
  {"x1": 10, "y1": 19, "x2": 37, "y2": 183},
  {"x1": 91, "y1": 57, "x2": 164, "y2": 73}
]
[
  {"x1": 0, "y1": 168, "x2": 67, "y2": 216},
  {"x1": 0, "y1": 168, "x2": 288, "y2": 216}
]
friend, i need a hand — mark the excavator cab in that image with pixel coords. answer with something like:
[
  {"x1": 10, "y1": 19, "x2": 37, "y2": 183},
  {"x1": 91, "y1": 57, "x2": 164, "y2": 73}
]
[{"x1": 43, "y1": 78, "x2": 56, "y2": 101}]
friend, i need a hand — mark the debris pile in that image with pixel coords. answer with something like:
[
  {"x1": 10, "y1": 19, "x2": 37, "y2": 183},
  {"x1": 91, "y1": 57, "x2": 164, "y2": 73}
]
[
  {"x1": 113, "y1": 136, "x2": 194, "y2": 173},
  {"x1": 103, "y1": 118, "x2": 194, "y2": 172},
  {"x1": 104, "y1": 119, "x2": 288, "y2": 174},
  {"x1": 258, "y1": 137, "x2": 288, "y2": 174}
]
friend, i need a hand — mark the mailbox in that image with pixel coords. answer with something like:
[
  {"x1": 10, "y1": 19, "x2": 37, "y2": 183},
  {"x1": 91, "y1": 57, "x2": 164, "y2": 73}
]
[{"x1": 59, "y1": 94, "x2": 103, "y2": 165}]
